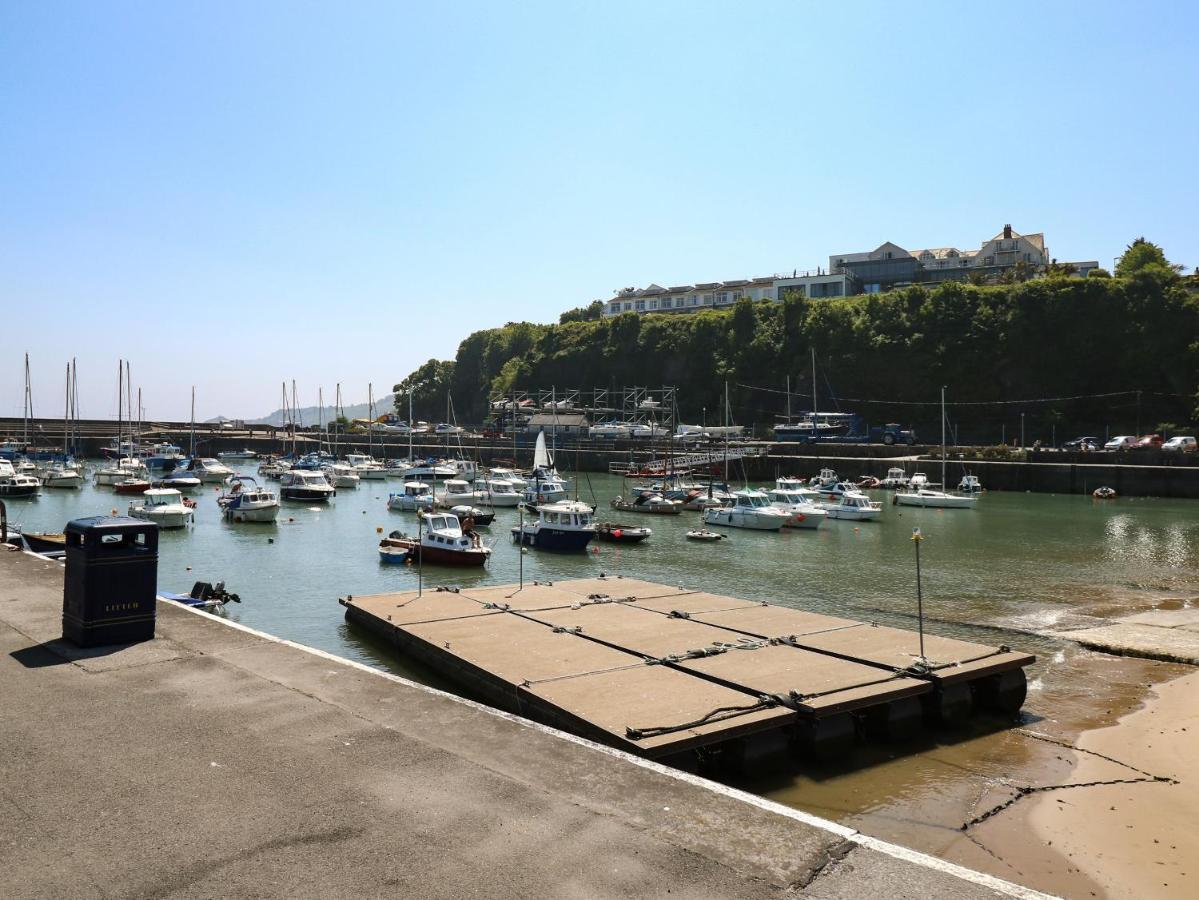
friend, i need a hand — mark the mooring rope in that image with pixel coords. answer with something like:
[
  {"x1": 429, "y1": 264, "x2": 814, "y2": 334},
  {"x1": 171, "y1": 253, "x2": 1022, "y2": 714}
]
[{"x1": 625, "y1": 696, "x2": 778, "y2": 741}]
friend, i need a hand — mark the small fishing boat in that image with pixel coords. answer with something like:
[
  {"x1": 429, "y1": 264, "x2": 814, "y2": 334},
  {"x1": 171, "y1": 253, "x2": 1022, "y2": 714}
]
[
  {"x1": 346, "y1": 453, "x2": 389, "y2": 481},
  {"x1": 408, "y1": 512, "x2": 491, "y2": 566},
  {"x1": 113, "y1": 478, "x2": 151, "y2": 495},
  {"x1": 702, "y1": 490, "x2": 789, "y2": 531},
  {"x1": 18, "y1": 530, "x2": 66, "y2": 553},
  {"x1": 958, "y1": 474, "x2": 983, "y2": 493},
  {"x1": 488, "y1": 468, "x2": 528, "y2": 491},
  {"x1": 610, "y1": 492, "x2": 682, "y2": 515},
  {"x1": 809, "y1": 468, "x2": 839, "y2": 489},
  {"x1": 94, "y1": 457, "x2": 147, "y2": 486},
  {"x1": 595, "y1": 522, "x2": 652, "y2": 544},
  {"x1": 686, "y1": 529, "x2": 725, "y2": 542},
  {"x1": 442, "y1": 479, "x2": 486, "y2": 506},
  {"x1": 161, "y1": 581, "x2": 241, "y2": 611},
  {"x1": 258, "y1": 458, "x2": 290, "y2": 480},
  {"x1": 388, "y1": 481, "x2": 434, "y2": 511},
  {"x1": 279, "y1": 469, "x2": 335, "y2": 502},
  {"x1": 511, "y1": 500, "x2": 596, "y2": 551},
  {"x1": 377, "y1": 538, "x2": 411, "y2": 564},
  {"x1": 856, "y1": 475, "x2": 882, "y2": 489},
  {"x1": 0, "y1": 460, "x2": 40, "y2": 497},
  {"x1": 1093, "y1": 486, "x2": 1117, "y2": 499},
  {"x1": 822, "y1": 490, "x2": 884, "y2": 521},
  {"x1": 128, "y1": 488, "x2": 194, "y2": 528},
  {"x1": 218, "y1": 476, "x2": 280, "y2": 523},
  {"x1": 879, "y1": 467, "x2": 910, "y2": 488}
]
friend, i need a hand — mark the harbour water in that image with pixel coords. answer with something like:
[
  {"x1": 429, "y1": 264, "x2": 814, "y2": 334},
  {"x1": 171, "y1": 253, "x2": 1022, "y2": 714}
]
[{"x1": 7, "y1": 468, "x2": 1198, "y2": 894}]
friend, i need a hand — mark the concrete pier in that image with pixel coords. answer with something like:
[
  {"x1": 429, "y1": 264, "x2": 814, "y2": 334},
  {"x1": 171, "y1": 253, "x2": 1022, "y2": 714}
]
[{"x1": 0, "y1": 549, "x2": 1040, "y2": 898}]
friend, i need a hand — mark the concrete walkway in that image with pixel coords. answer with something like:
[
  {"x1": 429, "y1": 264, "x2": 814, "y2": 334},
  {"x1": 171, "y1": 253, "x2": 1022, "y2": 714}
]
[
  {"x1": 0, "y1": 549, "x2": 1042, "y2": 899},
  {"x1": 1051, "y1": 607, "x2": 1199, "y2": 665}
]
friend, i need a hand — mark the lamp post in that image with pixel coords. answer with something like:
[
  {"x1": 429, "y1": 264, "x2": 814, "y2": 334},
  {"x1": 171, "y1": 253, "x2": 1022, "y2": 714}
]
[{"x1": 912, "y1": 527, "x2": 926, "y2": 665}]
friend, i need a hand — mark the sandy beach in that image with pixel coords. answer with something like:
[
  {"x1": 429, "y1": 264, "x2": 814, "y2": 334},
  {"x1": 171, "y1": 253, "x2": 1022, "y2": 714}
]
[{"x1": 1028, "y1": 669, "x2": 1198, "y2": 898}]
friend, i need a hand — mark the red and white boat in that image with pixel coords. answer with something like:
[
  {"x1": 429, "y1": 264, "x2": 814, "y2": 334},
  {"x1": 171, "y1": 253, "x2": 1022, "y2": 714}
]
[{"x1": 388, "y1": 512, "x2": 491, "y2": 567}]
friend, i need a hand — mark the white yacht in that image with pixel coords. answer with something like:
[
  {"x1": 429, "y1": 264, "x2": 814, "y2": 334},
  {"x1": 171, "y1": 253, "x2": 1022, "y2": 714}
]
[
  {"x1": 488, "y1": 468, "x2": 527, "y2": 491},
  {"x1": 345, "y1": 453, "x2": 389, "y2": 480},
  {"x1": 388, "y1": 481, "x2": 435, "y2": 511},
  {"x1": 894, "y1": 388, "x2": 978, "y2": 511},
  {"x1": 217, "y1": 477, "x2": 280, "y2": 523},
  {"x1": 38, "y1": 461, "x2": 84, "y2": 488},
  {"x1": 441, "y1": 479, "x2": 485, "y2": 506},
  {"x1": 822, "y1": 490, "x2": 883, "y2": 521},
  {"x1": 703, "y1": 490, "x2": 789, "y2": 531},
  {"x1": 185, "y1": 457, "x2": 235, "y2": 483},
  {"x1": 128, "y1": 488, "x2": 194, "y2": 528},
  {"x1": 766, "y1": 488, "x2": 827, "y2": 529},
  {"x1": 323, "y1": 462, "x2": 361, "y2": 489},
  {"x1": 589, "y1": 422, "x2": 631, "y2": 439},
  {"x1": 479, "y1": 478, "x2": 522, "y2": 507},
  {"x1": 398, "y1": 458, "x2": 458, "y2": 482}
]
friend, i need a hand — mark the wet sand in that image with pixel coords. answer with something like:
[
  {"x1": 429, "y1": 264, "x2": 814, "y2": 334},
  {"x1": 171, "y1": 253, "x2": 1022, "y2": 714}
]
[{"x1": 1028, "y1": 669, "x2": 1198, "y2": 898}]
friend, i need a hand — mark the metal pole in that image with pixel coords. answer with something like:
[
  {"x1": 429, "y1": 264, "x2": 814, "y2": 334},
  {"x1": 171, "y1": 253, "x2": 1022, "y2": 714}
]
[
  {"x1": 417, "y1": 512, "x2": 423, "y2": 597},
  {"x1": 1020, "y1": 412, "x2": 1025, "y2": 450},
  {"x1": 912, "y1": 527, "x2": 925, "y2": 663}
]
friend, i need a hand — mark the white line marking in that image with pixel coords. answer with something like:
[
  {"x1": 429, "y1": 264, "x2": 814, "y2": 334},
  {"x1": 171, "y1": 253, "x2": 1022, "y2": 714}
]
[{"x1": 162, "y1": 597, "x2": 1055, "y2": 899}]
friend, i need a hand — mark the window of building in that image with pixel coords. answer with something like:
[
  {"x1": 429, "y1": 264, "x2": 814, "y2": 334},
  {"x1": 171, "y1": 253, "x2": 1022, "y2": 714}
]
[
  {"x1": 702, "y1": 294, "x2": 712, "y2": 305},
  {"x1": 635, "y1": 300, "x2": 645, "y2": 311},
  {"x1": 623, "y1": 302, "x2": 633, "y2": 311},
  {"x1": 648, "y1": 299, "x2": 657, "y2": 309},
  {"x1": 690, "y1": 296, "x2": 698, "y2": 306},
  {"x1": 865, "y1": 283, "x2": 881, "y2": 293},
  {"x1": 716, "y1": 292, "x2": 728, "y2": 304},
  {"x1": 762, "y1": 289, "x2": 773, "y2": 299}
]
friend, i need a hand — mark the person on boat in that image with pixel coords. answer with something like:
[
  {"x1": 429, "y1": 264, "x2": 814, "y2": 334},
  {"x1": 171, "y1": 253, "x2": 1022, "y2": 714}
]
[{"x1": 462, "y1": 515, "x2": 481, "y2": 548}]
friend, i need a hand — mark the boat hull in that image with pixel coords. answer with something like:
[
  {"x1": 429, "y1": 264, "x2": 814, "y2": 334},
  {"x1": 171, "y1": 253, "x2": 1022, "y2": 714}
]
[
  {"x1": 42, "y1": 473, "x2": 83, "y2": 488},
  {"x1": 411, "y1": 545, "x2": 489, "y2": 567},
  {"x1": 894, "y1": 492, "x2": 976, "y2": 509},
  {"x1": 511, "y1": 526, "x2": 595, "y2": 551},
  {"x1": 280, "y1": 487, "x2": 334, "y2": 502},
  {"x1": 129, "y1": 509, "x2": 193, "y2": 528},
  {"x1": 781, "y1": 510, "x2": 826, "y2": 529},
  {"x1": 823, "y1": 506, "x2": 882, "y2": 520},
  {"x1": 223, "y1": 504, "x2": 280, "y2": 523},
  {"x1": 702, "y1": 509, "x2": 785, "y2": 531}
]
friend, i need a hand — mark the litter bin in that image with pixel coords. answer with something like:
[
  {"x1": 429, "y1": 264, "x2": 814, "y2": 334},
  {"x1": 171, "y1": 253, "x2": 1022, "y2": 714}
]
[{"x1": 62, "y1": 516, "x2": 158, "y2": 647}]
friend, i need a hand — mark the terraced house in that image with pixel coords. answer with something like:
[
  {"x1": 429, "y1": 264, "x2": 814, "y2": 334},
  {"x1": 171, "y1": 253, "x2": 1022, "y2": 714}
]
[{"x1": 600, "y1": 224, "x2": 1098, "y2": 317}]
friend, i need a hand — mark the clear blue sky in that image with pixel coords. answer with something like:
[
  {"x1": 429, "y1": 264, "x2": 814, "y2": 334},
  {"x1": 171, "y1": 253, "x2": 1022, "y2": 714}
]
[{"x1": 2, "y1": 1, "x2": 1196, "y2": 421}]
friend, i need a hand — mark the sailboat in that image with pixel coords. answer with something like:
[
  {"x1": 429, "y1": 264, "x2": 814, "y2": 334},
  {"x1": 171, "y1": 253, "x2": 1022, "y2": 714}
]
[
  {"x1": 895, "y1": 388, "x2": 977, "y2": 509},
  {"x1": 522, "y1": 430, "x2": 569, "y2": 508}
]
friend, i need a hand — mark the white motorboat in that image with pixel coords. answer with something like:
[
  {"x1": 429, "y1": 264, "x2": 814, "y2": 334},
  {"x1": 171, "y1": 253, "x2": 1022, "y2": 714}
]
[
  {"x1": 766, "y1": 488, "x2": 827, "y2": 529},
  {"x1": 479, "y1": 478, "x2": 522, "y2": 507},
  {"x1": 815, "y1": 480, "x2": 857, "y2": 499},
  {"x1": 128, "y1": 488, "x2": 194, "y2": 528},
  {"x1": 0, "y1": 460, "x2": 41, "y2": 497},
  {"x1": 702, "y1": 490, "x2": 789, "y2": 531},
  {"x1": 185, "y1": 457, "x2": 235, "y2": 483},
  {"x1": 345, "y1": 453, "x2": 389, "y2": 481},
  {"x1": 217, "y1": 449, "x2": 258, "y2": 461},
  {"x1": 511, "y1": 500, "x2": 596, "y2": 551},
  {"x1": 908, "y1": 472, "x2": 933, "y2": 490},
  {"x1": 880, "y1": 467, "x2": 910, "y2": 489},
  {"x1": 397, "y1": 458, "x2": 458, "y2": 482},
  {"x1": 610, "y1": 492, "x2": 682, "y2": 515},
  {"x1": 38, "y1": 461, "x2": 84, "y2": 488},
  {"x1": 441, "y1": 479, "x2": 485, "y2": 506},
  {"x1": 686, "y1": 529, "x2": 725, "y2": 542},
  {"x1": 153, "y1": 469, "x2": 202, "y2": 492},
  {"x1": 217, "y1": 476, "x2": 280, "y2": 523},
  {"x1": 894, "y1": 388, "x2": 978, "y2": 511},
  {"x1": 95, "y1": 457, "x2": 148, "y2": 486},
  {"x1": 258, "y1": 458, "x2": 290, "y2": 480},
  {"x1": 388, "y1": 481, "x2": 435, "y2": 511},
  {"x1": 822, "y1": 490, "x2": 883, "y2": 521},
  {"x1": 279, "y1": 469, "x2": 335, "y2": 502},
  {"x1": 488, "y1": 468, "x2": 527, "y2": 491},
  {"x1": 958, "y1": 474, "x2": 983, "y2": 493},
  {"x1": 809, "y1": 468, "x2": 839, "y2": 490},
  {"x1": 323, "y1": 462, "x2": 361, "y2": 489}
]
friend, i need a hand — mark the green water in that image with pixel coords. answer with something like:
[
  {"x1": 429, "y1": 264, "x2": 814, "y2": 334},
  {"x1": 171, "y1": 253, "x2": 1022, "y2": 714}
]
[{"x1": 8, "y1": 470, "x2": 1198, "y2": 671}]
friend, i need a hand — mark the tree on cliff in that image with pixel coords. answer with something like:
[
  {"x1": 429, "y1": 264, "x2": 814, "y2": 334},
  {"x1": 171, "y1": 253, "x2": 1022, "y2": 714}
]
[
  {"x1": 393, "y1": 359, "x2": 456, "y2": 421},
  {"x1": 559, "y1": 300, "x2": 604, "y2": 324},
  {"x1": 1115, "y1": 237, "x2": 1183, "y2": 279}
]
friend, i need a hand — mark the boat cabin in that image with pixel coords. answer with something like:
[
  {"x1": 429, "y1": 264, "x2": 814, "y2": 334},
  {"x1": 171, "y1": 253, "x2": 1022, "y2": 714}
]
[{"x1": 734, "y1": 490, "x2": 772, "y2": 509}]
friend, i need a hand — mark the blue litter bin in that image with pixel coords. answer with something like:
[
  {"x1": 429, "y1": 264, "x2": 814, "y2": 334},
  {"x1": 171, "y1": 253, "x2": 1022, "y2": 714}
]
[{"x1": 62, "y1": 516, "x2": 158, "y2": 647}]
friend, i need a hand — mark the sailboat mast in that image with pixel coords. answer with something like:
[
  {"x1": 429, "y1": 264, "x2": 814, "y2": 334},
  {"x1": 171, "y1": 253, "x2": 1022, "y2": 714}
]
[
  {"x1": 368, "y1": 383, "x2": 375, "y2": 459},
  {"x1": 941, "y1": 385, "x2": 947, "y2": 491},
  {"x1": 23, "y1": 353, "x2": 32, "y2": 447},
  {"x1": 408, "y1": 391, "x2": 414, "y2": 461},
  {"x1": 126, "y1": 361, "x2": 132, "y2": 454},
  {"x1": 318, "y1": 387, "x2": 324, "y2": 455},
  {"x1": 117, "y1": 360, "x2": 123, "y2": 459},
  {"x1": 334, "y1": 384, "x2": 341, "y2": 458},
  {"x1": 190, "y1": 387, "x2": 196, "y2": 457},
  {"x1": 63, "y1": 363, "x2": 69, "y2": 456},
  {"x1": 786, "y1": 375, "x2": 791, "y2": 424},
  {"x1": 810, "y1": 348, "x2": 817, "y2": 437}
]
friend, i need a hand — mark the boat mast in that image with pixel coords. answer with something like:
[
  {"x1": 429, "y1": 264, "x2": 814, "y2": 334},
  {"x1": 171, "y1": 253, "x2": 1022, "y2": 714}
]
[
  {"x1": 810, "y1": 348, "x2": 817, "y2": 439},
  {"x1": 126, "y1": 361, "x2": 132, "y2": 455},
  {"x1": 63, "y1": 363, "x2": 69, "y2": 458},
  {"x1": 723, "y1": 380, "x2": 729, "y2": 486},
  {"x1": 117, "y1": 360, "x2": 123, "y2": 460},
  {"x1": 190, "y1": 386, "x2": 196, "y2": 457},
  {"x1": 291, "y1": 380, "x2": 299, "y2": 456},
  {"x1": 318, "y1": 387, "x2": 324, "y2": 456},
  {"x1": 407, "y1": 390, "x2": 414, "y2": 462},
  {"x1": 941, "y1": 385, "x2": 947, "y2": 492},
  {"x1": 23, "y1": 353, "x2": 32, "y2": 448},
  {"x1": 368, "y1": 383, "x2": 375, "y2": 460},
  {"x1": 334, "y1": 383, "x2": 341, "y2": 459},
  {"x1": 786, "y1": 375, "x2": 791, "y2": 424}
]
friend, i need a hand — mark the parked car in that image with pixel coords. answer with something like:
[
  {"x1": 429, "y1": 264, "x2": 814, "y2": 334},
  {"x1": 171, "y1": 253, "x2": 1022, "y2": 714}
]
[
  {"x1": 1163, "y1": 435, "x2": 1197, "y2": 453},
  {"x1": 1104, "y1": 435, "x2": 1137, "y2": 450},
  {"x1": 1063, "y1": 436, "x2": 1100, "y2": 451},
  {"x1": 1134, "y1": 434, "x2": 1164, "y2": 450}
]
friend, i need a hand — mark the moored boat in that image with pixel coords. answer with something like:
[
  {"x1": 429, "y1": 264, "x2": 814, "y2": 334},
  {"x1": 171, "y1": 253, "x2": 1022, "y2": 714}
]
[
  {"x1": 610, "y1": 492, "x2": 682, "y2": 515},
  {"x1": 218, "y1": 476, "x2": 280, "y2": 523},
  {"x1": 128, "y1": 488, "x2": 194, "y2": 528},
  {"x1": 822, "y1": 490, "x2": 883, "y2": 520},
  {"x1": 511, "y1": 500, "x2": 596, "y2": 551},
  {"x1": 388, "y1": 482, "x2": 435, "y2": 511},
  {"x1": 408, "y1": 512, "x2": 491, "y2": 566},
  {"x1": 685, "y1": 529, "x2": 725, "y2": 542},
  {"x1": 702, "y1": 490, "x2": 788, "y2": 531},
  {"x1": 595, "y1": 522, "x2": 652, "y2": 544},
  {"x1": 766, "y1": 488, "x2": 827, "y2": 529},
  {"x1": 113, "y1": 478, "x2": 152, "y2": 495},
  {"x1": 279, "y1": 469, "x2": 335, "y2": 502},
  {"x1": 0, "y1": 460, "x2": 40, "y2": 497}
]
